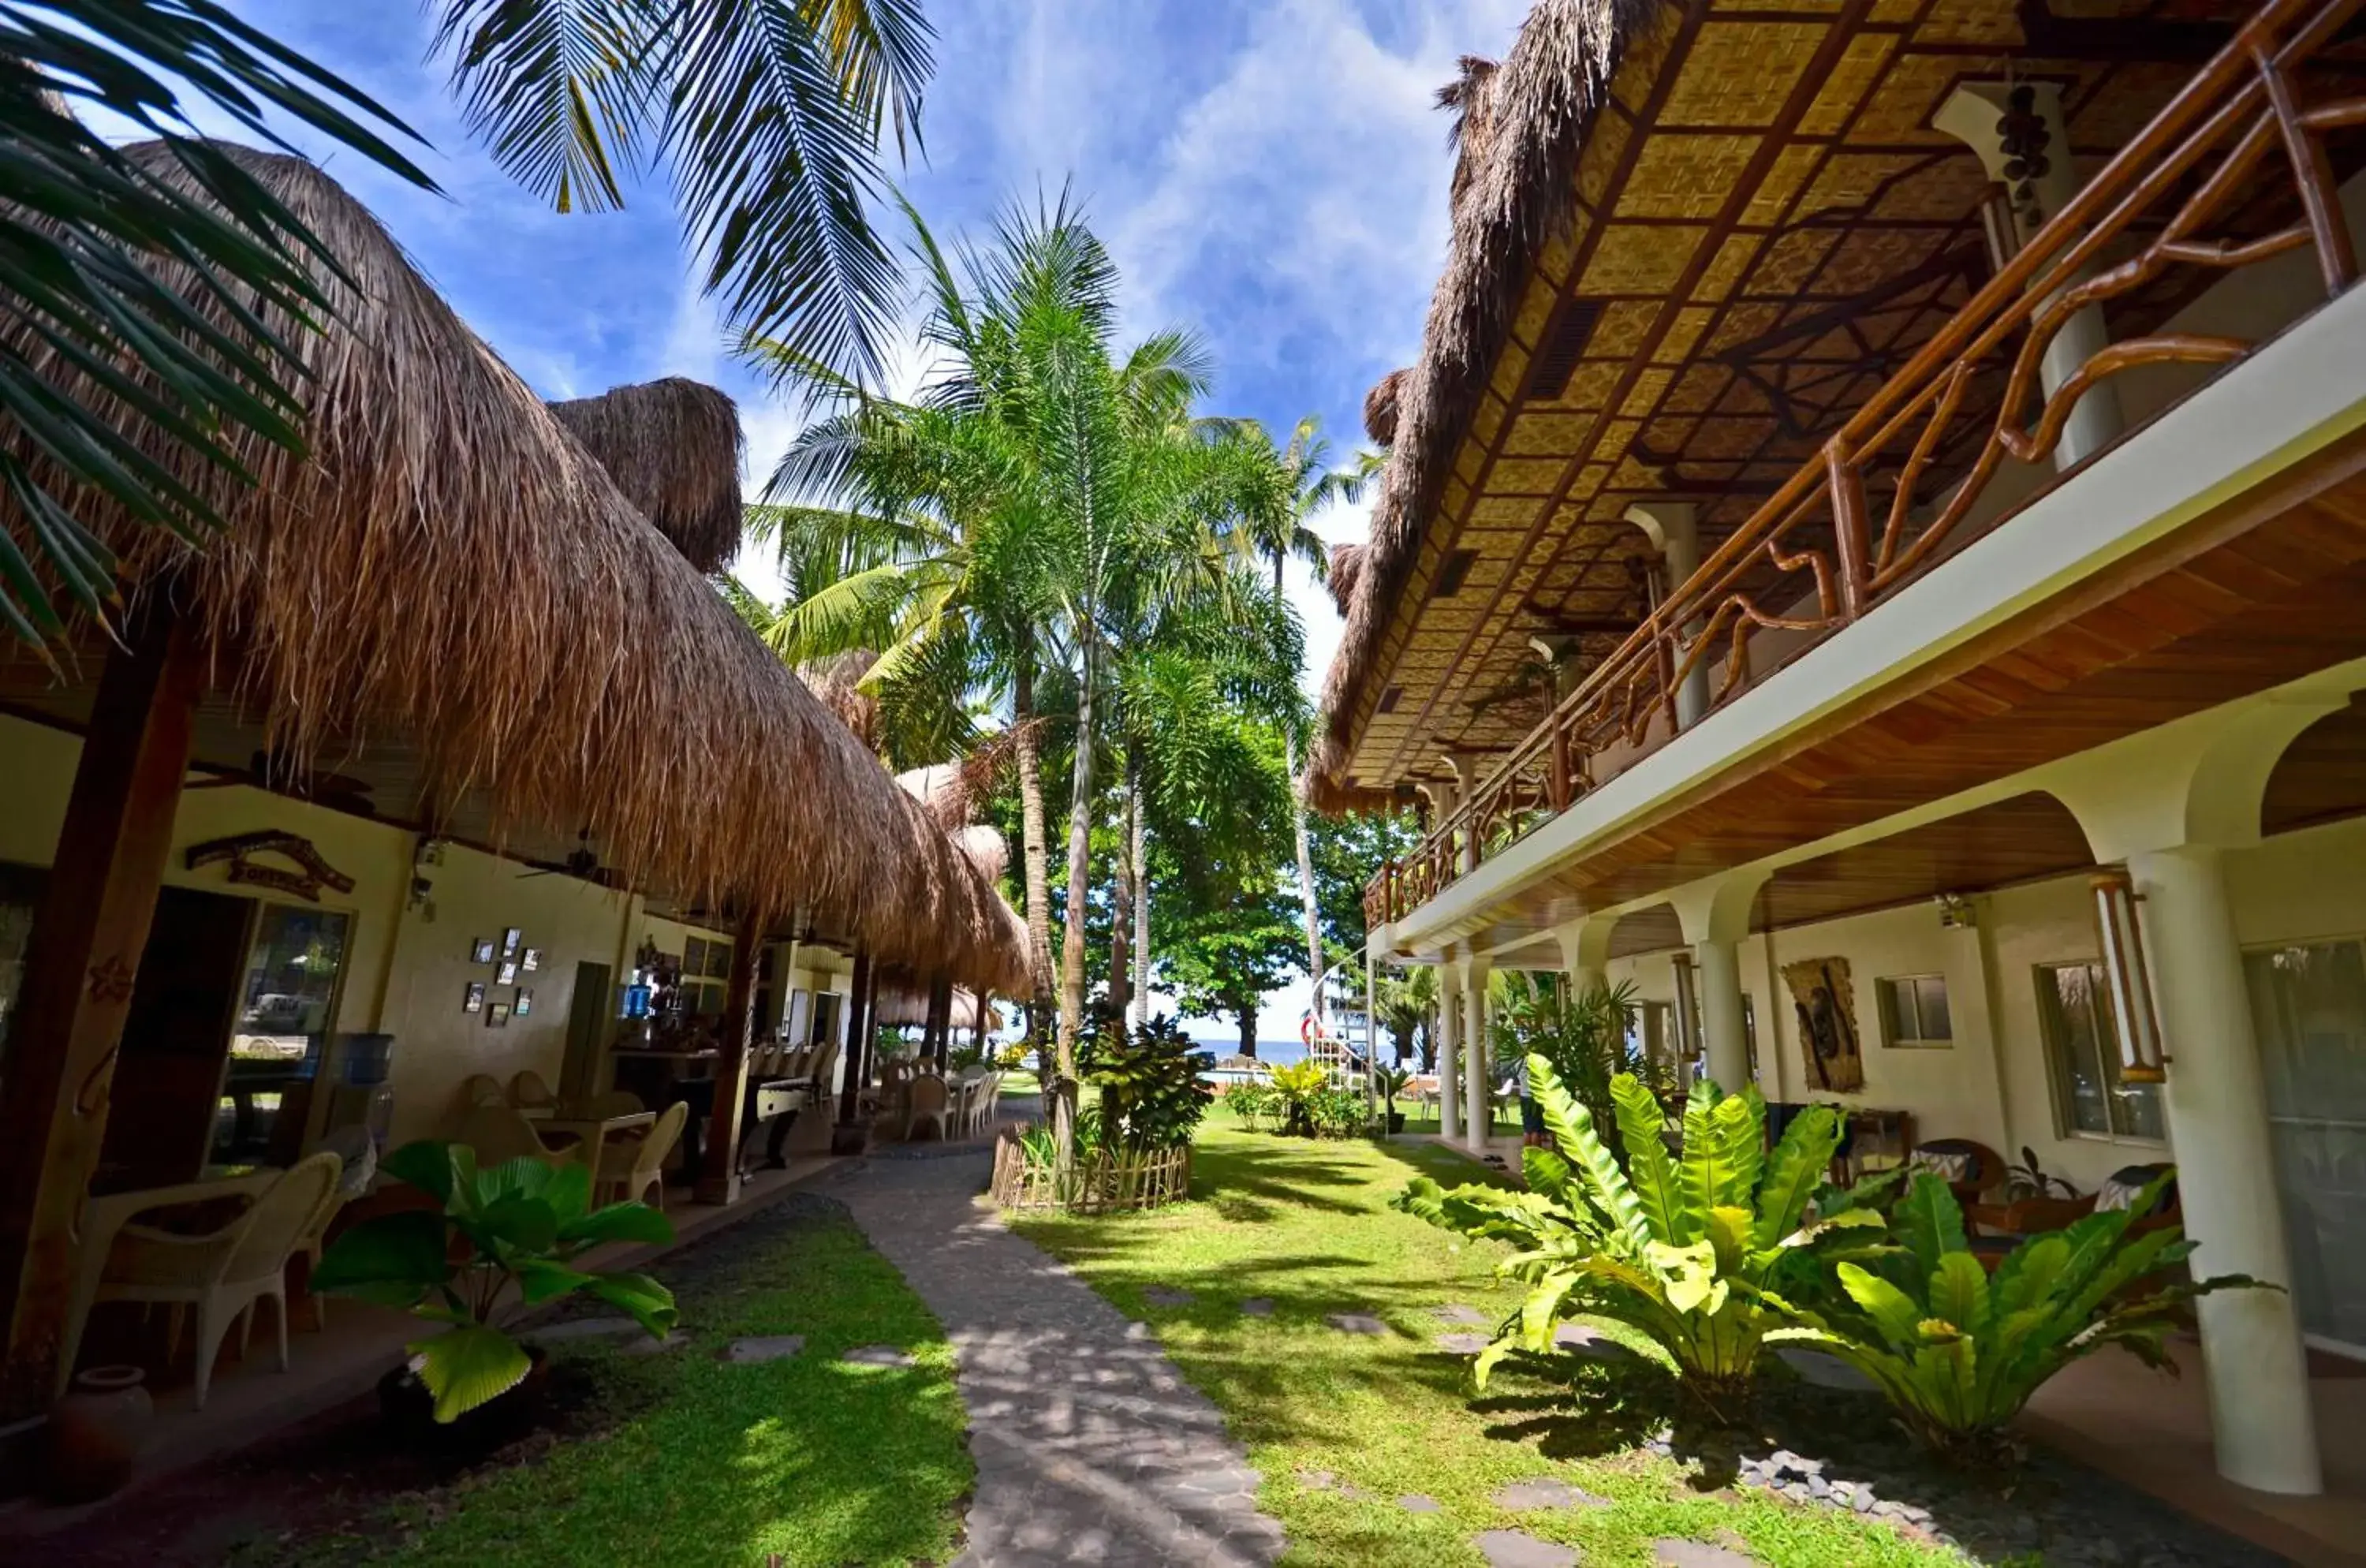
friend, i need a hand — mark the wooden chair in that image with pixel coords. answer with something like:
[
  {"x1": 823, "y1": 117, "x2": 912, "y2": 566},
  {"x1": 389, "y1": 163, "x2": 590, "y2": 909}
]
[
  {"x1": 96, "y1": 1153, "x2": 342, "y2": 1409},
  {"x1": 597, "y1": 1101, "x2": 688, "y2": 1210}
]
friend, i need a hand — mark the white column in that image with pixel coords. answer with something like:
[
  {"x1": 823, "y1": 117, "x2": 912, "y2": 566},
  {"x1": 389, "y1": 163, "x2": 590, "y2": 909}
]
[
  {"x1": 1695, "y1": 937, "x2": 1751, "y2": 1095},
  {"x1": 1437, "y1": 963, "x2": 1460, "y2": 1139},
  {"x1": 1464, "y1": 960, "x2": 1492, "y2": 1153},
  {"x1": 2128, "y1": 844, "x2": 2319, "y2": 1495},
  {"x1": 1934, "y1": 81, "x2": 2122, "y2": 469},
  {"x1": 1554, "y1": 917, "x2": 1613, "y2": 997},
  {"x1": 1625, "y1": 502, "x2": 1710, "y2": 730}
]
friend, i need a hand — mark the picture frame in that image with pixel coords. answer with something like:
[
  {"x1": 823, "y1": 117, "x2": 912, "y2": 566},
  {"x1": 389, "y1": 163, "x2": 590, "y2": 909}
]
[
  {"x1": 521, "y1": 946, "x2": 542, "y2": 973},
  {"x1": 515, "y1": 988, "x2": 534, "y2": 1017},
  {"x1": 470, "y1": 938, "x2": 495, "y2": 965},
  {"x1": 496, "y1": 960, "x2": 520, "y2": 985},
  {"x1": 487, "y1": 1002, "x2": 510, "y2": 1029},
  {"x1": 463, "y1": 982, "x2": 486, "y2": 1014},
  {"x1": 502, "y1": 927, "x2": 524, "y2": 956}
]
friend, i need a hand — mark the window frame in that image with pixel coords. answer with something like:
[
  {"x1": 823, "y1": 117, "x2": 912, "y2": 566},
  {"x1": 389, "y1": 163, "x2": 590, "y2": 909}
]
[
  {"x1": 1876, "y1": 973, "x2": 1954, "y2": 1049},
  {"x1": 2034, "y1": 959, "x2": 2166, "y2": 1145}
]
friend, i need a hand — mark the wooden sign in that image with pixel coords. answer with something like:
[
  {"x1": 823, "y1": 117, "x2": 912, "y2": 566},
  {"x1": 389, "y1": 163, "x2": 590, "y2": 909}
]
[{"x1": 185, "y1": 830, "x2": 356, "y2": 902}]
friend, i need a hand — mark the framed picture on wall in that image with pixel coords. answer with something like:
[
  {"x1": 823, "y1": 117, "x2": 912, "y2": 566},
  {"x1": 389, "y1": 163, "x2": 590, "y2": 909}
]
[
  {"x1": 521, "y1": 946, "x2": 542, "y2": 973},
  {"x1": 502, "y1": 927, "x2": 524, "y2": 956},
  {"x1": 496, "y1": 960, "x2": 520, "y2": 985},
  {"x1": 515, "y1": 988, "x2": 534, "y2": 1017},
  {"x1": 684, "y1": 936, "x2": 709, "y2": 976},
  {"x1": 464, "y1": 982, "x2": 486, "y2": 1013},
  {"x1": 487, "y1": 1002, "x2": 511, "y2": 1028},
  {"x1": 471, "y1": 938, "x2": 495, "y2": 965}
]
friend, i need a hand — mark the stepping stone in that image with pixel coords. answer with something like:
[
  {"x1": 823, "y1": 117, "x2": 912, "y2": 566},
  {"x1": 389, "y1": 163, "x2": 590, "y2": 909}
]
[
  {"x1": 1325, "y1": 1312, "x2": 1389, "y2": 1336},
  {"x1": 1774, "y1": 1346, "x2": 1876, "y2": 1392},
  {"x1": 1239, "y1": 1297, "x2": 1274, "y2": 1317},
  {"x1": 620, "y1": 1330, "x2": 685, "y2": 1357},
  {"x1": 1554, "y1": 1323, "x2": 1636, "y2": 1360},
  {"x1": 1398, "y1": 1494, "x2": 1442, "y2": 1513},
  {"x1": 1434, "y1": 1303, "x2": 1491, "y2": 1326},
  {"x1": 525, "y1": 1316, "x2": 640, "y2": 1342},
  {"x1": 1654, "y1": 1542, "x2": 1760, "y2": 1567},
  {"x1": 1494, "y1": 1478, "x2": 1610, "y2": 1510},
  {"x1": 1301, "y1": 1468, "x2": 1339, "y2": 1491},
  {"x1": 722, "y1": 1335, "x2": 805, "y2": 1364},
  {"x1": 840, "y1": 1343, "x2": 915, "y2": 1368},
  {"x1": 1475, "y1": 1528, "x2": 1579, "y2": 1567},
  {"x1": 1436, "y1": 1331, "x2": 1490, "y2": 1355},
  {"x1": 1143, "y1": 1286, "x2": 1195, "y2": 1307}
]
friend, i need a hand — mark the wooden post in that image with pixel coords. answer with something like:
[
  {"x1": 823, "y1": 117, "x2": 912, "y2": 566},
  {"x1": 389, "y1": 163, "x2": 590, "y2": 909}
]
[
  {"x1": 694, "y1": 910, "x2": 763, "y2": 1206},
  {"x1": 838, "y1": 949, "x2": 871, "y2": 1123},
  {"x1": 927, "y1": 975, "x2": 952, "y2": 1070},
  {"x1": 0, "y1": 601, "x2": 203, "y2": 1417},
  {"x1": 973, "y1": 995, "x2": 989, "y2": 1062}
]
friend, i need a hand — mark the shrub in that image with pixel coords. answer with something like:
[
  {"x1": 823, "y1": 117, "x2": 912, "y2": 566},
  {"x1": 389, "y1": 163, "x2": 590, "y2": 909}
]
[
  {"x1": 1306, "y1": 1085, "x2": 1370, "y2": 1138},
  {"x1": 1398, "y1": 1058, "x2": 1883, "y2": 1417},
  {"x1": 1265, "y1": 1059, "x2": 1331, "y2": 1137},
  {"x1": 1775, "y1": 1170, "x2": 2267, "y2": 1465},
  {"x1": 1221, "y1": 1079, "x2": 1276, "y2": 1129},
  {"x1": 1085, "y1": 1014, "x2": 1211, "y2": 1152},
  {"x1": 312, "y1": 1142, "x2": 676, "y2": 1421},
  {"x1": 1490, "y1": 979, "x2": 1664, "y2": 1164}
]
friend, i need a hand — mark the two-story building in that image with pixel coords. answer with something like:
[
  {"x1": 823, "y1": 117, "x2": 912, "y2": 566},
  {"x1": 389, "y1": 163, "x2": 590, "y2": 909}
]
[{"x1": 1315, "y1": 0, "x2": 2366, "y2": 1549}]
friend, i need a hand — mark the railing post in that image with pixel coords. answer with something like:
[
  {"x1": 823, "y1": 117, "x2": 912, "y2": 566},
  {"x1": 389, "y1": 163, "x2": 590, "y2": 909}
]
[
  {"x1": 2256, "y1": 39, "x2": 2357, "y2": 296},
  {"x1": 1827, "y1": 438, "x2": 1872, "y2": 621},
  {"x1": 1548, "y1": 722, "x2": 1573, "y2": 813}
]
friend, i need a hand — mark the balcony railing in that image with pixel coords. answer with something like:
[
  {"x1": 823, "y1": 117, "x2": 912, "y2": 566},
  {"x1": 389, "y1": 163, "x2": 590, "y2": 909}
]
[{"x1": 1365, "y1": 0, "x2": 2366, "y2": 931}]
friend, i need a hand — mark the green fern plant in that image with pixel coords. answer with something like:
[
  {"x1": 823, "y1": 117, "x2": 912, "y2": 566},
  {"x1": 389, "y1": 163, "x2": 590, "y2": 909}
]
[
  {"x1": 1266, "y1": 1058, "x2": 1330, "y2": 1137},
  {"x1": 1397, "y1": 1058, "x2": 1883, "y2": 1417},
  {"x1": 1773, "y1": 1170, "x2": 2267, "y2": 1465}
]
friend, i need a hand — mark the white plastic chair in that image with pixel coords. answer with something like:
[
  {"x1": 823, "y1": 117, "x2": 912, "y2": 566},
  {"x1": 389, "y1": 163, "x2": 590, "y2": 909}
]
[
  {"x1": 294, "y1": 1126, "x2": 375, "y2": 1329},
  {"x1": 457, "y1": 1104, "x2": 577, "y2": 1169},
  {"x1": 596, "y1": 1100, "x2": 688, "y2": 1210},
  {"x1": 901, "y1": 1074, "x2": 950, "y2": 1142},
  {"x1": 508, "y1": 1069, "x2": 559, "y2": 1112},
  {"x1": 95, "y1": 1152, "x2": 342, "y2": 1409}
]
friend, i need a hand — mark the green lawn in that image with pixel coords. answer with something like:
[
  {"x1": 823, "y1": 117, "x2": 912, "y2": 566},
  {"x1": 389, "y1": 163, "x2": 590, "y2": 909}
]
[
  {"x1": 1007, "y1": 1110, "x2": 1966, "y2": 1568},
  {"x1": 345, "y1": 1201, "x2": 968, "y2": 1568}
]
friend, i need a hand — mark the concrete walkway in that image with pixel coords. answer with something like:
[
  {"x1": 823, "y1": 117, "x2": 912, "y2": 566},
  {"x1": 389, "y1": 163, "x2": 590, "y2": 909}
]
[{"x1": 835, "y1": 1145, "x2": 1284, "y2": 1567}]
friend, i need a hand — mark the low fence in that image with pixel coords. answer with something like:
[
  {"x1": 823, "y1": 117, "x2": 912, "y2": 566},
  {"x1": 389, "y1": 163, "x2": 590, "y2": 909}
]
[{"x1": 988, "y1": 1126, "x2": 1192, "y2": 1213}]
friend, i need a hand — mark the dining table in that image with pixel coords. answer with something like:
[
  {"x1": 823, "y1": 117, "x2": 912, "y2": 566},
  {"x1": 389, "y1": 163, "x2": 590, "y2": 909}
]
[{"x1": 538, "y1": 1109, "x2": 655, "y2": 1179}]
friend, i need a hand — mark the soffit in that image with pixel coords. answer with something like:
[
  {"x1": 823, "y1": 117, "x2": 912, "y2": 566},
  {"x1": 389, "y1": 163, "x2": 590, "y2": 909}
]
[{"x1": 1346, "y1": 0, "x2": 2364, "y2": 801}]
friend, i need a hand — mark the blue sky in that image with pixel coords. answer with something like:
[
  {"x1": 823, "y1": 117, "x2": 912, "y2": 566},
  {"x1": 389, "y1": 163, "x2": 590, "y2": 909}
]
[{"x1": 199, "y1": 0, "x2": 1532, "y2": 1032}]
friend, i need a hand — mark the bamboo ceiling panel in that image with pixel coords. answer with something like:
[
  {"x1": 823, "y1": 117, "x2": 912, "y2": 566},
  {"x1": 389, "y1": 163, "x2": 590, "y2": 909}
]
[{"x1": 1345, "y1": 0, "x2": 2366, "y2": 803}]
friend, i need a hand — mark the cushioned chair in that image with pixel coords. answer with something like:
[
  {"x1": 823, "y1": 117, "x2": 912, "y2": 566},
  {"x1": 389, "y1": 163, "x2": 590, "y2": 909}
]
[
  {"x1": 1909, "y1": 1138, "x2": 2006, "y2": 1204},
  {"x1": 597, "y1": 1101, "x2": 688, "y2": 1210},
  {"x1": 96, "y1": 1153, "x2": 342, "y2": 1408}
]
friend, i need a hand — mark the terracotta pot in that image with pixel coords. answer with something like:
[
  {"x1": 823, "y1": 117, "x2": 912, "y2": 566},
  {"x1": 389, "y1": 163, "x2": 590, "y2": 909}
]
[
  {"x1": 46, "y1": 1365, "x2": 153, "y2": 1503},
  {"x1": 376, "y1": 1343, "x2": 551, "y2": 1454}
]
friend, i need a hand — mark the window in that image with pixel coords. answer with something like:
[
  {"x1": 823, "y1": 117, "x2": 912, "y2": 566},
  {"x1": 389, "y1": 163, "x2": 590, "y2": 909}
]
[
  {"x1": 2037, "y1": 961, "x2": 2165, "y2": 1141},
  {"x1": 1877, "y1": 975, "x2": 1953, "y2": 1047}
]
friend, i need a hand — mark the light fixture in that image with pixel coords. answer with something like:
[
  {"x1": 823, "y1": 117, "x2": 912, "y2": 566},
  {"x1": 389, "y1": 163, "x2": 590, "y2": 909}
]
[
  {"x1": 1935, "y1": 892, "x2": 1976, "y2": 929},
  {"x1": 2089, "y1": 868, "x2": 2166, "y2": 1083}
]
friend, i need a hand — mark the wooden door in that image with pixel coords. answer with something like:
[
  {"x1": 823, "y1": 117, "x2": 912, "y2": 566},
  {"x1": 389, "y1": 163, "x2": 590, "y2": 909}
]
[{"x1": 96, "y1": 887, "x2": 252, "y2": 1190}]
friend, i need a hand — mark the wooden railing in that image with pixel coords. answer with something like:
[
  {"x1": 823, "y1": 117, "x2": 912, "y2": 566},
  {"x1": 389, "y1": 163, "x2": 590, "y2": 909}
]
[{"x1": 1365, "y1": 0, "x2": 2366, "y2": 930}]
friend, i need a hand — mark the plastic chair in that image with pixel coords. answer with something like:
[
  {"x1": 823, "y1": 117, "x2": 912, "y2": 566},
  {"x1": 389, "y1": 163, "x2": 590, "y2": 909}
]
[
  {"x1": 95, "y1": 1152, "x2": 342, "y2": 1409},
  {"x1": 577, "y1": 1089, "x2": 646, "y2": 1121},
  {"x1": 597, "y1": 1101, "x2": 688, "y2": 1210},
  {"x1": 901, "y1": 1074, "x2": 950, "y2": 1142},
  {"x1": 508, "y1": 1069, "x2": 559, "y2": 1111},
  {"x1": 457, "y1": 1104, "x2": 576, "y2": 1169},
  {"x1": 293, "y1": 1126, "x2": 375, "y2": 1329},
  {"x1": 461, "y1": 1073, "x2": 506, "y2": 1108}
]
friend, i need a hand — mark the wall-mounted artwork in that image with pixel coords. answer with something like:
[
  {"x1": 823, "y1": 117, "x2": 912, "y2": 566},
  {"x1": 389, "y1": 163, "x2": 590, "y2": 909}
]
[
  {"x1": 487, "y1": 1002, "x2": 511, "y2": 1029},
  {"x1": 496, "y1": 960, "x2": 520, "y2": 986},
  {"x1": 1782, "y1": 956, "x2": 1864, "y2": 1093},
  {"x1": 502, "y1": 927, "x2": 524, "y2": 956},
  {"x1": 471, "y1": 938, "x2": 496, "y2": 964},
  {"x1": 464, "y1": 982, "x2": 486, "y2": 1014},
  {"x1": 521, "y1": 946, "x2": 542, "y2": 973},
  {"x1": 515, "y1": 989, "x2": 534, "y2": 1017}
]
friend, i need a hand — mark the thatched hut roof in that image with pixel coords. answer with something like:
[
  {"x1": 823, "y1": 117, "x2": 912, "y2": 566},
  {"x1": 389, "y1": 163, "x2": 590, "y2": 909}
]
[
  {"x1": 1362, "y1": 368, "x2": 1407, "y2": 447},
  {"x1": 1327, "y1": 543, "x2": 1368, "y2": 619},
  {"x1": 0, "y1": 143, "x2": 1026, "y2": 995},
  {"x1": 547, "y1": 378, "x2": 745, "y2": 574},
  {"x1": 871, "y1": 984, "x2": 1003, "y2": 1033},
  {"x1": 1311, "y1": 0, "x2": 1661, "y2": 810},
  {"x1": 797, "y1": 648, "x2": 881, "y2": 749}
]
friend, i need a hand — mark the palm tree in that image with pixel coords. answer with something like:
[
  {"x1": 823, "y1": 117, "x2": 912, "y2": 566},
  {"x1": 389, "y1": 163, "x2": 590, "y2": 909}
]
[{"x1": 5, "y1": 0, "x2": 931, "y2": 647}]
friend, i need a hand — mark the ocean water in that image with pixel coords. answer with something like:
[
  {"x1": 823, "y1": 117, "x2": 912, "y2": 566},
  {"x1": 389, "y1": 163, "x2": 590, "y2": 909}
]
[{"x1": 1188, "y1": 1038, "x2": 1311, "y2": 1066}]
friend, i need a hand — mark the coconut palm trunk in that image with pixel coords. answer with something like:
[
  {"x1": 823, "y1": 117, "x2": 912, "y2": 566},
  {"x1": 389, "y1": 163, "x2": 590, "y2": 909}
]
[
  {"x1": 1013, "y1": 655, "x2": 1058, "y2": 1051},
  {"x1": 1057, "y1": 630, "x2": 1101, "y2": 1084},
  {"x1": 1294, "y1": 793, "x2": 1324, "y2": 1028},
  {"x1": 1131, "y1": 767, "x2": 1151, "y2": 1025},
  {"x1": 1110, "y1": 743, "x2": 1140, "y2": 1021}
]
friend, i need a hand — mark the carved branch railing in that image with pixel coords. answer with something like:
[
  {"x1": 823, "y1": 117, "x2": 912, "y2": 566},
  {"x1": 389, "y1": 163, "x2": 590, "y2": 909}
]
[{"x1": 1365, "y1": 0, "x2": 2366, "y2": 931}]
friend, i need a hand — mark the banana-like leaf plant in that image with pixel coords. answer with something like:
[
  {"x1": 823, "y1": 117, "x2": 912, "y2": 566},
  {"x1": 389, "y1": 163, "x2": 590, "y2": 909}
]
[
  {"x1": 1396, "y1": 1059, "x2": 1884, "y2": 1415},
  {"x1": 312, "y1": 1141, "x2": 677, "y2": 1422},
  {"x1": 1771, "y1": 1170, "x2": 2266, "y2": 1465}
]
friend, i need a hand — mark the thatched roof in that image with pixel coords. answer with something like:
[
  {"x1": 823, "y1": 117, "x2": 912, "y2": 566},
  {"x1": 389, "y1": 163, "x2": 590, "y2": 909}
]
[
  {"x1": 871, "y1": 984, "x2": 1003, "y2": 1032},
  {"x1": 1311, "y1": 0, "x2": 1663, "y2": 809},
  {"x1": 797, "y1": 648, "x2": 881, "y2": 749},
  {"x1": 1327, "y1": 543, "x2": 1368, "y2": 618},
  {"x1": 547, "y1": 377, "x2": 744, "y2": 574},
  {"x1": 1362, "y1": 368, "x2": 1407, "y2": 447},
  {"x1": 0, "y1": 143, "x2": 1026, "y2": 996}
]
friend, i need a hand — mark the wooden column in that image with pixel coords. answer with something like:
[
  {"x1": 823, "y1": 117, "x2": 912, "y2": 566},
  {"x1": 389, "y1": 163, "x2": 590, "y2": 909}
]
[
  {"x1": 928, "y1": 975, "x2": 953, "y2": 1069},
  {"x1": 0, "y1": 602, "x2": 203, "y2": 1417},
  {"x1": 973, "y1": 994, "x2": 989, "y2": 1061},
  {"x1": 694, "y1": 910, "x2": 763, "y2": 1206},
  {"x1": 838, "y1": 949, "x2": 871, "y2": 1123}
]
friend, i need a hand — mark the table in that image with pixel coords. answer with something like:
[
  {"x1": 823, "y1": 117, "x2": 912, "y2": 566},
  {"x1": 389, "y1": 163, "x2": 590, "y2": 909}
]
[
  {"x1": 62, "y1": 1170, "x2": 279, "y2": 1400},
  {"x1": 538, "y1": 1111, "x2": 655, "y2": 1183}
]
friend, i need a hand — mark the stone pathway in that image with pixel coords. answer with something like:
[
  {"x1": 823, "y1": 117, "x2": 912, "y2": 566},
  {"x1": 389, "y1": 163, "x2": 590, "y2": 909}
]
[{"x1": 835, "y1": 1148, "x2": 1285, "y2": 1566}]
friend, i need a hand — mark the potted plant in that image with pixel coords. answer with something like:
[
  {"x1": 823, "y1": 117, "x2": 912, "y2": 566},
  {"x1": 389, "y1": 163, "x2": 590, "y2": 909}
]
[
  {"x1": 1372, "y1": 1066, "x2": 1410, "y2": 1134},
  {"x1": 312, "y1": 1141, "x2": 677, "y2": 1446}
]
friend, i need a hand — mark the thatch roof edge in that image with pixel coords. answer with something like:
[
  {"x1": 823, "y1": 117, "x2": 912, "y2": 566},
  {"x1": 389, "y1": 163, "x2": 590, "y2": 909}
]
[
  {"x1": 548, "y1": 378, "x2": 745, "y2": 574},
  {"x1": 1309, "y1": 0, "x2": 1669, "y2": 812}
]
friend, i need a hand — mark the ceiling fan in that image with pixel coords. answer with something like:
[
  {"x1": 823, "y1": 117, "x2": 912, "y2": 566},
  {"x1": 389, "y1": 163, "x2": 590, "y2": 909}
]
[{"x1": 521, "y1": 828, "x2": 602, "y2": 882}]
